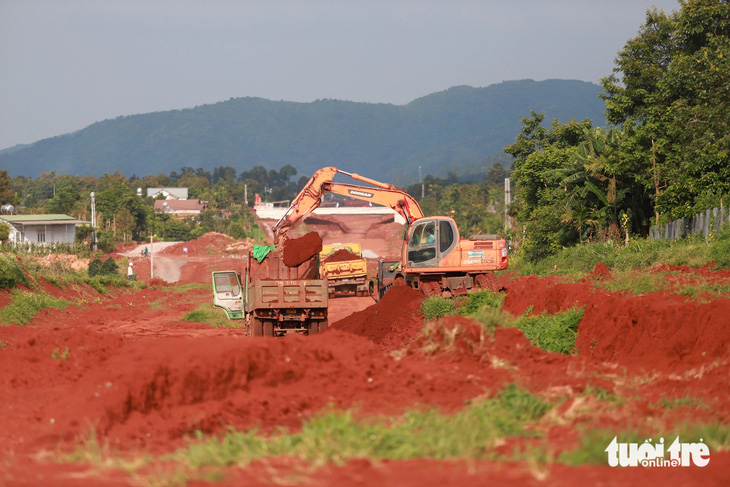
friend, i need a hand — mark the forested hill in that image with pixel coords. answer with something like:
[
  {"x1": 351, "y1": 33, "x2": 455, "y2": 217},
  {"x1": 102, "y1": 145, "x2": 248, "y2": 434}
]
[{"x1": 1, "y1": 79, "x2": 605, "y2": 183}]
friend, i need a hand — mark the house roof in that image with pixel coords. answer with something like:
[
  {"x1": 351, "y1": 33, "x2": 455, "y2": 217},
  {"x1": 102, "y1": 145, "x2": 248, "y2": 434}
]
[
  {"x1": 153, "y1": 199, "x2": 207, "y2": 211},
  {"x1": 0, "y1": 214, "x2": 89, "y2": 225}
]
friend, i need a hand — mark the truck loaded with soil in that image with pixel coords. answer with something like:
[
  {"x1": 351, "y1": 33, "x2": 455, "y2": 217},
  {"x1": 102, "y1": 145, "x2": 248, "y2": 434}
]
[
  {"x1": 319, "y1": 242, "x2": 369, "y2": 297},
  {"x1": 213, "y1": 231, "x2": 328, "y2": 336}
]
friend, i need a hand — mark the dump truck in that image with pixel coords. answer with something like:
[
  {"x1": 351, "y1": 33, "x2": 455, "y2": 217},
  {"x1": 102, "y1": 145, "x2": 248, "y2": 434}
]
[
  {"x1": 319, "y1": 243, "x2": 369, "y2": 297},
  {"x1": 273, "y1": 166, "x2": 508, "y2": 300},
  {"x1": 212, "y1": 248, "x2": 328, "y2": 337}
]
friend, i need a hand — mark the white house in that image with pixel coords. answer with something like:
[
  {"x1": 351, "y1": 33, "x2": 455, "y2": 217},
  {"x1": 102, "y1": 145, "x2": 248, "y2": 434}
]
[
  {"x1": 0, "y1": 214, "x2": 88, "y2": 245},
  {"x1": 147, "y1": 188, "x2": 188, "y2": 200}
]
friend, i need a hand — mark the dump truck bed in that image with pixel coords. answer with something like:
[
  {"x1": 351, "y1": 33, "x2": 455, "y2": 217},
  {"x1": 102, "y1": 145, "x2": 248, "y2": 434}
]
[{"x1": 247, "y1": 278, "x2": 328, "y2": 311}]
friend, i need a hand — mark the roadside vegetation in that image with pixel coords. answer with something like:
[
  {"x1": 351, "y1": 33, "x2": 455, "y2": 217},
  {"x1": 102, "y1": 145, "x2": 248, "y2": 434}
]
[
  {"x1": 0, "y1": 252, "x2": 145, "y2": 326},
  {"x1": 182, "y1": 302, "x2": 243, "y2": 328},
  {"x1": 421, "y1": 291, "x2": 582, "y2": 355},
  {"x1": 509, "y1": 225, "x2": 730, "y2": 277}
]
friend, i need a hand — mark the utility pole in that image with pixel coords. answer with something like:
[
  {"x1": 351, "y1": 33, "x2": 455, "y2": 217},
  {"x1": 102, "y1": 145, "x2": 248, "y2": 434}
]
[
  {"x1": 504, "y1": 178, "x2": 512, "y2": 230},
  {"x1": 419, "y1": 166, "x2": 424, "y2": 199},
  {"x1": 90, "y1": 192, "x2": 97, "y2": 250},
  {"x1": 244, "y1": 184, "x2": 248, "y2": 206},
  {"x1": 150, "y1": 234, "x2": 154, "y2": 279}
]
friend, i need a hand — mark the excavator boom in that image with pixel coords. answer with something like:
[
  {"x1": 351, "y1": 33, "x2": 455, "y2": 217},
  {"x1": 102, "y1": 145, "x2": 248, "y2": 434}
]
[{"x1": 273, "y1": 166, "x2": 423, "y2": 244}]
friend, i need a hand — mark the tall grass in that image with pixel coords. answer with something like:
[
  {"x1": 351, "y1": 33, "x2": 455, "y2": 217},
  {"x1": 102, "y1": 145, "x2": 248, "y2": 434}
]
[
  {"x1": 0, "y1": 289, "x2": 70, "y2": 326},
  {"x1": 172, "y1": 384, "x2": 553, "y2": 468}
]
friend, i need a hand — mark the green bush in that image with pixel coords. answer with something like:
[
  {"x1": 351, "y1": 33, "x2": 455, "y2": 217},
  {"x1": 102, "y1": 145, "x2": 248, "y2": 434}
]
[
  {"x1": 96, "y1": 232, "x2": 116, "y2": 253},
  {"x1": 509, "y1": 307, "x2": 584, "y2": 354},
  {"x1": 88, "y1": 257, "x2": 119, "y2": 277},
  {"x1": 87, "y1": 258, "x2": 103, "y2": 277},
  {"x1": 455, "y1": 291, "x2": 504, "y2": 315},
  {"x1": 710, "y1": 226, "x2": 730, "y2": 269},
  {"x1": 99, "y1": 257, "x2": 119, "y2": 275},
  {"x1": 0, "y1": 254, "x2": 29, "y2": 289},
  {"x1": 421, "y1": 297, "x2": 455, "y2": 320}
]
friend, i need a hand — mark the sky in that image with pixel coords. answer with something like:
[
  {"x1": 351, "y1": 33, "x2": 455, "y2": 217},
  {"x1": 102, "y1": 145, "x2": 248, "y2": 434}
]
[{"x1": 0, "y1": 0, "x2": 682, "y2": 151}]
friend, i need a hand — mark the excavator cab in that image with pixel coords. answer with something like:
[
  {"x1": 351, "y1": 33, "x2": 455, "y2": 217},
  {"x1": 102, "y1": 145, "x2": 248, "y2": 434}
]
[{"x1": 406, "y1": 217, "x2": 457, "y2": 268}]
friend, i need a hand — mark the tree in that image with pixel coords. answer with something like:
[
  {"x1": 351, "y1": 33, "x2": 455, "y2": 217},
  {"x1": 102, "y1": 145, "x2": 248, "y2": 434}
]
[
  {"x1": 600, "y1": 0, "x2": 730, "y2": 219},
  {"x1": 115, "y1": 207, "x2": 136, "y2": 242},
  {"x1": 486, "y1": 162, "x2": 508, "y2": 185},
  {"x1": 46, "y1": 185, "x2": 80, "y2": 214},
  {"x1": 0, "y1": 170, "x2": 15, "y2": 205},
  {"x1": 212, "y1": 166, "x2": 237, "y2": 184},
  {"x1": 96, "y1": 175, "x2": 148, "y2": 240}
]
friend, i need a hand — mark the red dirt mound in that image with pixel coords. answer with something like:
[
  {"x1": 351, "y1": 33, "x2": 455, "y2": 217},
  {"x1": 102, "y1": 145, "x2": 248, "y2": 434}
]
[
  {"x1": 502, "y1": 275, "x2": 590, "y2": 316},
  {"x1": 323, "y1": 248, "x2": 361, "y2": 263},
  {"x1": 503, "y1": 274, "x2": 730, "y2": 371},
  {"x1": 159, "y1": 232, "x2": 235, "y2": 256},
  {"x1": 582, "y1": 262, "x2": 612, "y2": 281},
  {"x1": 331, "y1": 284, "x2": 425, "y2": 349},
  {"x1": 283, "y1": 232, "x2": 323, "y2": 267},
  {"x1": 576, "y1": 291, "x2": 730, "y2": 370}
]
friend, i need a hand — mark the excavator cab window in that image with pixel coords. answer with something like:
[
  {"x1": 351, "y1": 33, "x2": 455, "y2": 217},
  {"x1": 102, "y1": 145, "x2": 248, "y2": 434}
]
[
  {"x1": 408, "y1": 221, "x2": 437, "y2": 264},
  {"x1": 439, "y1": 220, "x2": 455, "y2": 253}
]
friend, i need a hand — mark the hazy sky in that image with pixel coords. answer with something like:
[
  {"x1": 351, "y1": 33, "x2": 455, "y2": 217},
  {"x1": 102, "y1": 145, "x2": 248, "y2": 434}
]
[{"x1": 0, "y1": 0, "x2": 681, "y2": 150}]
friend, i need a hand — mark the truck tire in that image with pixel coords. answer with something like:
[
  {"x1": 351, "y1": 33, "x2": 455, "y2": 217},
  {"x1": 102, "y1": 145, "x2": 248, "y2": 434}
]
[
  {"x1": 251, "y1": 317, "x2": 263, "y2": 337},
  {"x1": 309, "y1": 321, "x2": 318, "y2": 335},
  {"x1": 263, "y1": 321, "x2": 274, "y2": 337},
  {"x1": 318, "y1": 319, "x2": 328, "y2": 333}
]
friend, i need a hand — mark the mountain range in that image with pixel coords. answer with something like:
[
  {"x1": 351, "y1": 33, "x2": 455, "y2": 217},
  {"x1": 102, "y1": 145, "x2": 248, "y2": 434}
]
[{"x1": 0, "y1": 79, "x2": 606, "y2": 184}]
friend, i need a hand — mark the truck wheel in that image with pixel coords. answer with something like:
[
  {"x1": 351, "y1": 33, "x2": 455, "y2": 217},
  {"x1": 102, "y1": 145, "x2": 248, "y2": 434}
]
[
  {"x1": 319, "y1": 319, "x2": 328, "y2": 332},
  {"x1": 251, "y1": 317, "x2": 263, "y2": 337},
  {"x1": 309, "y1": 321, "x2": 319, "y2": 335},
  {"x1": 263, "y1": 321, "x2": 274, "y2": 337}
]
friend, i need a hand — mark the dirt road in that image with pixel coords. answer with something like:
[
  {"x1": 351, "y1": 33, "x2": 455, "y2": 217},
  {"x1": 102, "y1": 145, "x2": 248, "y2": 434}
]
[{"x1": 120, "y1": 242, "x2": 186, "y2": 283}]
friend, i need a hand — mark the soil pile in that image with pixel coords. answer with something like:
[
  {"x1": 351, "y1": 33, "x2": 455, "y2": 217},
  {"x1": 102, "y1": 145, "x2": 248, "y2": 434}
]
[
  {"x1": 332, "y1": 284, "x2": 425, "y2": 349},
  {"x1": 323, "y1": 248, "x2": 361, "y2": 263},
  {"x1": 159, "y1": 232, "x2": 234, "y2": 256},
  {"x1": 33, "y1": 253, "x2": 89, "y2": 272},
  {"x1": 582, "y1": 262, "x2": 612, "y2": 281},
  {"x1": 503, "y1": 273, "x2": 730, "y2": 371},
  {"x1": 576, "y1": 291, "x2": 730, "y2": 370},
  {"x1": 282, "y1": 232, "x2": 323, "y2": 267}
]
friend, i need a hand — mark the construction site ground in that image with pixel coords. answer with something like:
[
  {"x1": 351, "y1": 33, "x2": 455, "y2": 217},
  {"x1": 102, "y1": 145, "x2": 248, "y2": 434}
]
[{"x1": 0, "y1": 213, "x2": 728, "y2": 485}]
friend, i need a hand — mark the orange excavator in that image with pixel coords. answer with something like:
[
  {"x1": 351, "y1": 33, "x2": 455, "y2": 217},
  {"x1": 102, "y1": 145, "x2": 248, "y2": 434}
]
[{"x1": 273, "y1": 166, "x2": 508, "y2": 299}]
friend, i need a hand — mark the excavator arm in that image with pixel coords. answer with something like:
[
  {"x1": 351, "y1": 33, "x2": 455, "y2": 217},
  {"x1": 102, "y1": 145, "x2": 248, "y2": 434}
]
[{"x1": 273, "y1": 166, "x2": 424, "y2": 245}]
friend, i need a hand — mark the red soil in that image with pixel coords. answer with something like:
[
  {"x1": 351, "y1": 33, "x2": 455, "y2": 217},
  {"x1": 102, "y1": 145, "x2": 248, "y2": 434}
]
[
  {"x1": 331, "y1": 284, "x2": 425, "y2": 348},
  {"x1": 323, "y1": 248, "x2": 362, "y2": 263},
  {"x1": 158, "y1": 232, "x2": 235, "y2": 256},
  {"x1": 282, "y1": 232, "x2": 323, "y2": 267},
  {"x1": 1, "y1": 232, "x2": 729, "y2": 485}
]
